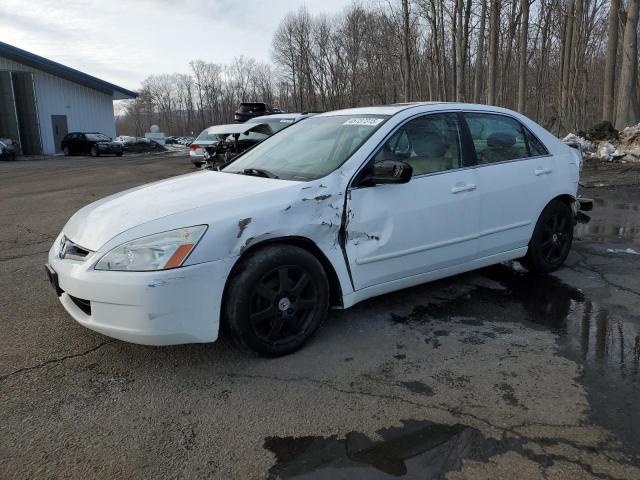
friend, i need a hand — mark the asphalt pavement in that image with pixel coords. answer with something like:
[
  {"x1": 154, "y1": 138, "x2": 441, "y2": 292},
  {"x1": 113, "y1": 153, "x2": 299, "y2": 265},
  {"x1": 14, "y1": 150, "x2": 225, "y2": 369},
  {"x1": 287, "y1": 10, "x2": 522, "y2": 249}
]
[{"x1": 1, "y1": 153, "x2": 639, "y2": 479}]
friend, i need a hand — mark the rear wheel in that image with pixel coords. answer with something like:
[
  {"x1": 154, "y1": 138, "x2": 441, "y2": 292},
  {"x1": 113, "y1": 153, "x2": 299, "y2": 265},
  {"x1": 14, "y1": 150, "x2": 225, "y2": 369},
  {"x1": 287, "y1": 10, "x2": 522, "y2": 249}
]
[
  {"x1": 224, "y1": 245, "x2": 330, "y2": 357},
  {"x1": 522, "y1": 200, "x2": 573, "y2": 273},
  {"x1": 63, "y1": 146, "x2": 70, "y2": 156},
  {"x1": 90, "y1": 146, "x2": 99, "y2": 157}
]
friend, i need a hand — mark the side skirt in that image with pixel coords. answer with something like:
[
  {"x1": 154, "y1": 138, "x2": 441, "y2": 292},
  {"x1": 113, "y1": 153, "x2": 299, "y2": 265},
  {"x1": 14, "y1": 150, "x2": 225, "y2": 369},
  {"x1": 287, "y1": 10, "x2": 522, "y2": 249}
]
[{"x1": 341, "y1": 246, "x2": 528, "y2": 309}]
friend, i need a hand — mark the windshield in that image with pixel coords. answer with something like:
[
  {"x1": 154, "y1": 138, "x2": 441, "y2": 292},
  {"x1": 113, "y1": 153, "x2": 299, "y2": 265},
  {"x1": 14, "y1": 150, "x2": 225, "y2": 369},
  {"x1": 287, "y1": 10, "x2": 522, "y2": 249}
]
[
  {"x1": 196, "y1": 129, "x2": 219, "y2": 142},
  {"x1": 223, "y1": 115, "x2": 388, "y2": 181},
  {"x1": 246, "y1": 117, "x2": 296, "y2": 134},
  {"x1": 86, "y1": 133, "x2": 111, "y2": 141}
]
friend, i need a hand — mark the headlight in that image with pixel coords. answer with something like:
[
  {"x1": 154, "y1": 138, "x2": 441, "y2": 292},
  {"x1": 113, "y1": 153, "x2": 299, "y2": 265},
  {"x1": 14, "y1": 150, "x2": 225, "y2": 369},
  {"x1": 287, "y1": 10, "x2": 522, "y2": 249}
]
[{"x1": 95, "y1": 225, "x2": 207, "y2": 271}]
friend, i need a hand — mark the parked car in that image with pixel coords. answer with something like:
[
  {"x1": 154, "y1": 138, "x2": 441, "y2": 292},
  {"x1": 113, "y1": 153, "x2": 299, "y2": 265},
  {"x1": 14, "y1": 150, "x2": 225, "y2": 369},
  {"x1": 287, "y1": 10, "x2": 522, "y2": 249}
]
[
  {"x1": 165, "y1": 136, "x2": 179, "y2": 144},
  {"x1": 0, "y1": 138, "x2": 18, "y2": 160},
  {"x1": 195, "y1": 123, "x2": 273, "y2": 169},
  {"x1": 114, "y1": 135, "x2": 136, "y2": 144},
  {"x1": 234, "y1": 102, "x2": 282, "y2": 123},
  {"x1": 61, "y1": 132, "x2": 124, "y2": 157},
  {"x1": 189, "y1": 129, "x2": 223, "y2": 167},
  {"x1": 199, "y1": 113, "x2": 315, "y2": 169},
  {"x1": 47, "y1": 103, "x2": 591, "y2": 357}
]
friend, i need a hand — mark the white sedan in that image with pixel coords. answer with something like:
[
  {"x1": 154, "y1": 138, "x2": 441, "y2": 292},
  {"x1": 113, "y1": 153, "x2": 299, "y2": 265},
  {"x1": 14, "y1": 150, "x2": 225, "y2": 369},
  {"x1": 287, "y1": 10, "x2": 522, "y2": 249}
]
[{"x1": 47, "y1": 103, "x2": 589, "y2": 356}]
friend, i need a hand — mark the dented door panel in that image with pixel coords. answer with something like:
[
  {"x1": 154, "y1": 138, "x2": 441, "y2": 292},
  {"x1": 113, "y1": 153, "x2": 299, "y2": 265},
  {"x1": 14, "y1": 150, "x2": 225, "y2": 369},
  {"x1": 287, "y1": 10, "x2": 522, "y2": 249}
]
[{"x1": 344, "y1": 170, "x2": 480, "y2": 291}]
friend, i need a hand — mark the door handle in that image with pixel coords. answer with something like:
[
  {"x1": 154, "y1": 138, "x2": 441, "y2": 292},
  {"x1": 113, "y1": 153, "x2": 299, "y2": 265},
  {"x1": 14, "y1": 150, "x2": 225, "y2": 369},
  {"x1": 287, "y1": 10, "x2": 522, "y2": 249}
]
[
  {"x1": 534, "y1": 167, "x2": 552, "y2": 176},
  {"x1": 451, "y1": 183, "x2": 477, "y2": 194}
]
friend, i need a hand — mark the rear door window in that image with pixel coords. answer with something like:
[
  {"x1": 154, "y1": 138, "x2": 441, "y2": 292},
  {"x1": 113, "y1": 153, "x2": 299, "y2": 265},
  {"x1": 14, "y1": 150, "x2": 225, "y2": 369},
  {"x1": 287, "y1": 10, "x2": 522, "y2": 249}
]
[{"x1": 464, "y1": 113, "x2": 546, "y2": 164}]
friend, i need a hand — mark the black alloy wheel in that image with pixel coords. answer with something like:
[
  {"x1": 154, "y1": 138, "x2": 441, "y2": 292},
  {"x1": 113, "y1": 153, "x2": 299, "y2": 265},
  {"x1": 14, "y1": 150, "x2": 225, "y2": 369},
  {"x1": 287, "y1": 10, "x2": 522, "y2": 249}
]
[
  {"x1": 224, "y1": 244, "x2": 329, "y2": 356},
  {"x1": 249, "y1": 265, "x2": 318, "y2": 344},
  {"x1": 539, "y1": 211, "x2": 571, "y2": 263},
  {"x1": 522, "y1": 200, "x2": 574, "y2": 273}
]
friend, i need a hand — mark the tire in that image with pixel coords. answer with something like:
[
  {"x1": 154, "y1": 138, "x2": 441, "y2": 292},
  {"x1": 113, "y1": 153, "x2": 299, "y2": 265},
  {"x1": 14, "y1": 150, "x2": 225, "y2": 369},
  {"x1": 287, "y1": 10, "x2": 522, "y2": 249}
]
[
  {"x1": 90, "y1": 146, "x2": 99, "y2": 157},
  {"x1": 63, "y1": 146, "x2": 70, "y2": 156},
  {"x1": 116, "y1": 152, "x2": 123, "y2": 157},
  {"x1": 224, "y1": 244, "x2": 330, "y2": 357},
  {"x1": 522, "y1": 200, "x2": 573, "y2": 274}
]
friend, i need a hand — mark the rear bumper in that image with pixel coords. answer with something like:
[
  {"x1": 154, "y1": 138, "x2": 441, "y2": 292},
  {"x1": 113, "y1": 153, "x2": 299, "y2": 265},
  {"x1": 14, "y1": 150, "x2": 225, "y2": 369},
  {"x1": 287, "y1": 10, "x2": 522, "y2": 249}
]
[{"x1": 573, "y1": 197, "x2": 593, "y2": 224}]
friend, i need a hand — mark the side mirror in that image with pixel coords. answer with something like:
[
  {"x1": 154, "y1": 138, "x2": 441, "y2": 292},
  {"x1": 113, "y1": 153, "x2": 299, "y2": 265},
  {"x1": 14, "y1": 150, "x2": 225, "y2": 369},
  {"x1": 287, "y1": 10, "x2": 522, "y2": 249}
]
[{"x1": 369, "y1": 160, "x2": 413, "y2": 185}]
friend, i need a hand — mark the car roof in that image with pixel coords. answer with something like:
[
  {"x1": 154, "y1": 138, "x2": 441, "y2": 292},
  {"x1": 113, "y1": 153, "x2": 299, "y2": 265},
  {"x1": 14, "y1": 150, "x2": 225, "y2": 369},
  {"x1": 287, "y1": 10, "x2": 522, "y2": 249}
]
[
  {"x1": 315, "y1": 102, "x2": 524, "y2": 118},
  {"x1": 313, "y1": 104, "x2": 441, "y2": 117}
]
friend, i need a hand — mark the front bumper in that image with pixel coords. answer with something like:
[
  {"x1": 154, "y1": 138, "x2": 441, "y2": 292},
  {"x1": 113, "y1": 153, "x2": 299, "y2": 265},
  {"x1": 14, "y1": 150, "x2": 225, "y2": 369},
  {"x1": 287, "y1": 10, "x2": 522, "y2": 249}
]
[{"x1": 47, "y1": 247, "x2": 235, "y2": 345}]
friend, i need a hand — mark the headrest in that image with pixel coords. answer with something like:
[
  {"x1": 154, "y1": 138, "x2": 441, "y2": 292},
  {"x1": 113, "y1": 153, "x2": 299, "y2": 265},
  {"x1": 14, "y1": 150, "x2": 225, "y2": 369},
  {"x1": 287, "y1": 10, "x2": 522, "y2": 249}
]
[
  {"x1": 406, "y1": 129, "x2": 446, "y2": 157},
  {"x1": 487, "y1": 131, "x2": 516, "y2": 148}
]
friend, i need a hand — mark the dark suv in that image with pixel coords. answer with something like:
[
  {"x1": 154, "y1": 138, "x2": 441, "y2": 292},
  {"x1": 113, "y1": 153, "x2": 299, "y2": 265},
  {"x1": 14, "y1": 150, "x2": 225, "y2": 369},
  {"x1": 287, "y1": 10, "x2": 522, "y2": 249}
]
[
  {"x1": 234, "y1": 102, "x2": 282, "y2": 123},
  {"x1": 61, "y1": 132, "x2": 124, "y2": 157}
]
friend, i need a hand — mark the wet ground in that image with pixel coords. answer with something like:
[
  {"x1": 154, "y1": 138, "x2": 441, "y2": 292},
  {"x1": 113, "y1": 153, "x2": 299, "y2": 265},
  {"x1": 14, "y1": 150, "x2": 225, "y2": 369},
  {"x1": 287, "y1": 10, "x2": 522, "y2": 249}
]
[{"x1": 1, "y1": 155, "x2": 639, "y2": 479}]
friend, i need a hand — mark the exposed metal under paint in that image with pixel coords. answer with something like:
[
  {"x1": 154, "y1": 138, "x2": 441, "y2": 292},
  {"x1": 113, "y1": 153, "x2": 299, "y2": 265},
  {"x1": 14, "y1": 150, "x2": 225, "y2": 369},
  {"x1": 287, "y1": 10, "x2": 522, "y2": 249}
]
[{"x1": 237, "y1": 218, "x2": 252, "y2": 238}]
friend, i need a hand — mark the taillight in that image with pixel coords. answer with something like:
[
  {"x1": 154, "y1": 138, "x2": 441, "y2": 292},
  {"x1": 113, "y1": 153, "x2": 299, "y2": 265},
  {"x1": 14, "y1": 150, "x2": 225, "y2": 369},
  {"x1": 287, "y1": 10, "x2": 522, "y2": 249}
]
[{"x1": 190, "y1": 144, "x2": 200, "y2": 151}]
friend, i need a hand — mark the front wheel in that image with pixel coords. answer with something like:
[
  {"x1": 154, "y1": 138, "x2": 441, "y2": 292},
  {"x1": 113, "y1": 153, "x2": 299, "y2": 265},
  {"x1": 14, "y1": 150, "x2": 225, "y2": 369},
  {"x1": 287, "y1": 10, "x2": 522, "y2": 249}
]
[
  {"x1": 522, "y1": 200, "x2": 573, "y2": 273},
  {"x1": 90, "y1": 146, "x2": 99, "y2": 157},
  {"x1": 224, "y1": 245, "x2": 330, "y2": 357},
  {"x1": 63, "y1": 146, "x2": 70, "y2": 156}
]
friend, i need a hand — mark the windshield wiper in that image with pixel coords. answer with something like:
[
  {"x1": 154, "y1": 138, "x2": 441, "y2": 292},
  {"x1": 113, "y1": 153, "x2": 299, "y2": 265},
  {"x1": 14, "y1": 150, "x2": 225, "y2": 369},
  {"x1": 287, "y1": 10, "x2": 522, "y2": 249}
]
[{"x1": 241, "y1": 168, "x2": 279, "y2": 179}]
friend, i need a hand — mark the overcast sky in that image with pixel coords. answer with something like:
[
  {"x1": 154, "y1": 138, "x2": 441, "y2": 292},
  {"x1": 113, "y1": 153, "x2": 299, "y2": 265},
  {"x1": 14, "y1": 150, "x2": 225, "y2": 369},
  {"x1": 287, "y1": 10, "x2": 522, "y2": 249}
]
[{"x1": 1, "y1": 0, "x2": 355, "y2": 91}]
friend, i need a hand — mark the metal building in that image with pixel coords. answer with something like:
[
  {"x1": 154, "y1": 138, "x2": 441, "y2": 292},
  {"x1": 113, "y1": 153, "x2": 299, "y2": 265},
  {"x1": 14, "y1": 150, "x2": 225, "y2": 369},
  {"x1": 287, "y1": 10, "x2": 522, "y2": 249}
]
[{"x1": 0, "y1": 41, "x2": 136, "y2": 155}]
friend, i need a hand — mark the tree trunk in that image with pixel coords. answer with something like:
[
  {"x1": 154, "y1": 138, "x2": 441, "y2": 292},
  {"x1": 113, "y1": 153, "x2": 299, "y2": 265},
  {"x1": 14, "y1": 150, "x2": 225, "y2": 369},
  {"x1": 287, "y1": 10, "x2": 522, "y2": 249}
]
[
  {"x1": 561, "y1": 1, "x2": 575, "y2": 111},
  {"x1": 603, "y1": 0, "x2": 620, "y2": 122},
  {"x1": 455, "y1": 0, "x2": 465, "y2": 101},
  {"x1": 473, "y1": 0, "x2": 487, "y2": 103},
  {"x1": 402, "y1": 0, "x2": 412, "y2": 102},
  {"x1": 615, "y1": 0, "x2": 640, "y2": 129},
  {"x1": 487, "y1": 0, "x2": 501, "y2": 105},
  {"x1": 517, "y1": 0, "x2": 530, "y2": 113}
]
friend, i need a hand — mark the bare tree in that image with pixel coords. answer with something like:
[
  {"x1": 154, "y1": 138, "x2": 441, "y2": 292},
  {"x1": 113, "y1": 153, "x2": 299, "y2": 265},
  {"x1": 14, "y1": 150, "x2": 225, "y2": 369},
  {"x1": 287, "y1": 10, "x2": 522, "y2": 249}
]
[
  {"x1": 455, "y1": 0, "x2": 465, "y2": 101},
  {"x1": 402, "y1": 0, "x2": 412, "y2": 101},
  {"x1": 487, "y1": 0, "x2": 500, "y2": 105},
  {"x1": 603, "y1": 0, "x2": 620, "y2": 122},
  {"x1": 473, "y1": 0, "x2": 487, "y2": 103},
  {"x1": 117, "y1": 0, "x2": 621, "y2": 137},
  {"x1": 615, "y1": 0, "x2": 640, "y2": 129},
  {"x1": 517, "y1": 0, "x2": 530, "y2": 113}
]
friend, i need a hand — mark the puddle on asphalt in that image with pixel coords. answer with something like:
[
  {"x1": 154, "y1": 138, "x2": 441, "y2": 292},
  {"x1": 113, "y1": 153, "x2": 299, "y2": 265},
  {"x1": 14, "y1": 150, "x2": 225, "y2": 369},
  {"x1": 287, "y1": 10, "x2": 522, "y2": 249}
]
[
  {"x1": 575, "y1": 197, "x2": 640, "y2": 243},
  {"x1": 264, "y1": 419, "x2": 515, "y2": 479},
  {"x1": 421, "y1": 264, "x2": 640, "y2": 456},
  {"x1": 480, "y1": 265, "x2": 640, "y2": 374}
]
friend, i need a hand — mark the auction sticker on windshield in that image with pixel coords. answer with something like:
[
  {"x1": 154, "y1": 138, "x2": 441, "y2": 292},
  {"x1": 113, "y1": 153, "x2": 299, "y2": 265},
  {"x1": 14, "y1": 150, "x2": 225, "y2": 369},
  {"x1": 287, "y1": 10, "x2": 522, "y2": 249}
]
[{"x1": 343, "y1": 118, "x2": 385, "y2": 126}]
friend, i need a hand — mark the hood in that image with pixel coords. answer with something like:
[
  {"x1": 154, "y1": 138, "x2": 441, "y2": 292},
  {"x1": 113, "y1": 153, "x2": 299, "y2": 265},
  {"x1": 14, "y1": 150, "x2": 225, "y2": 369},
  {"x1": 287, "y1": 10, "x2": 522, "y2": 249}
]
[{"x1": 63, "y1": 171, "x2": 299, "y2": 250}]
